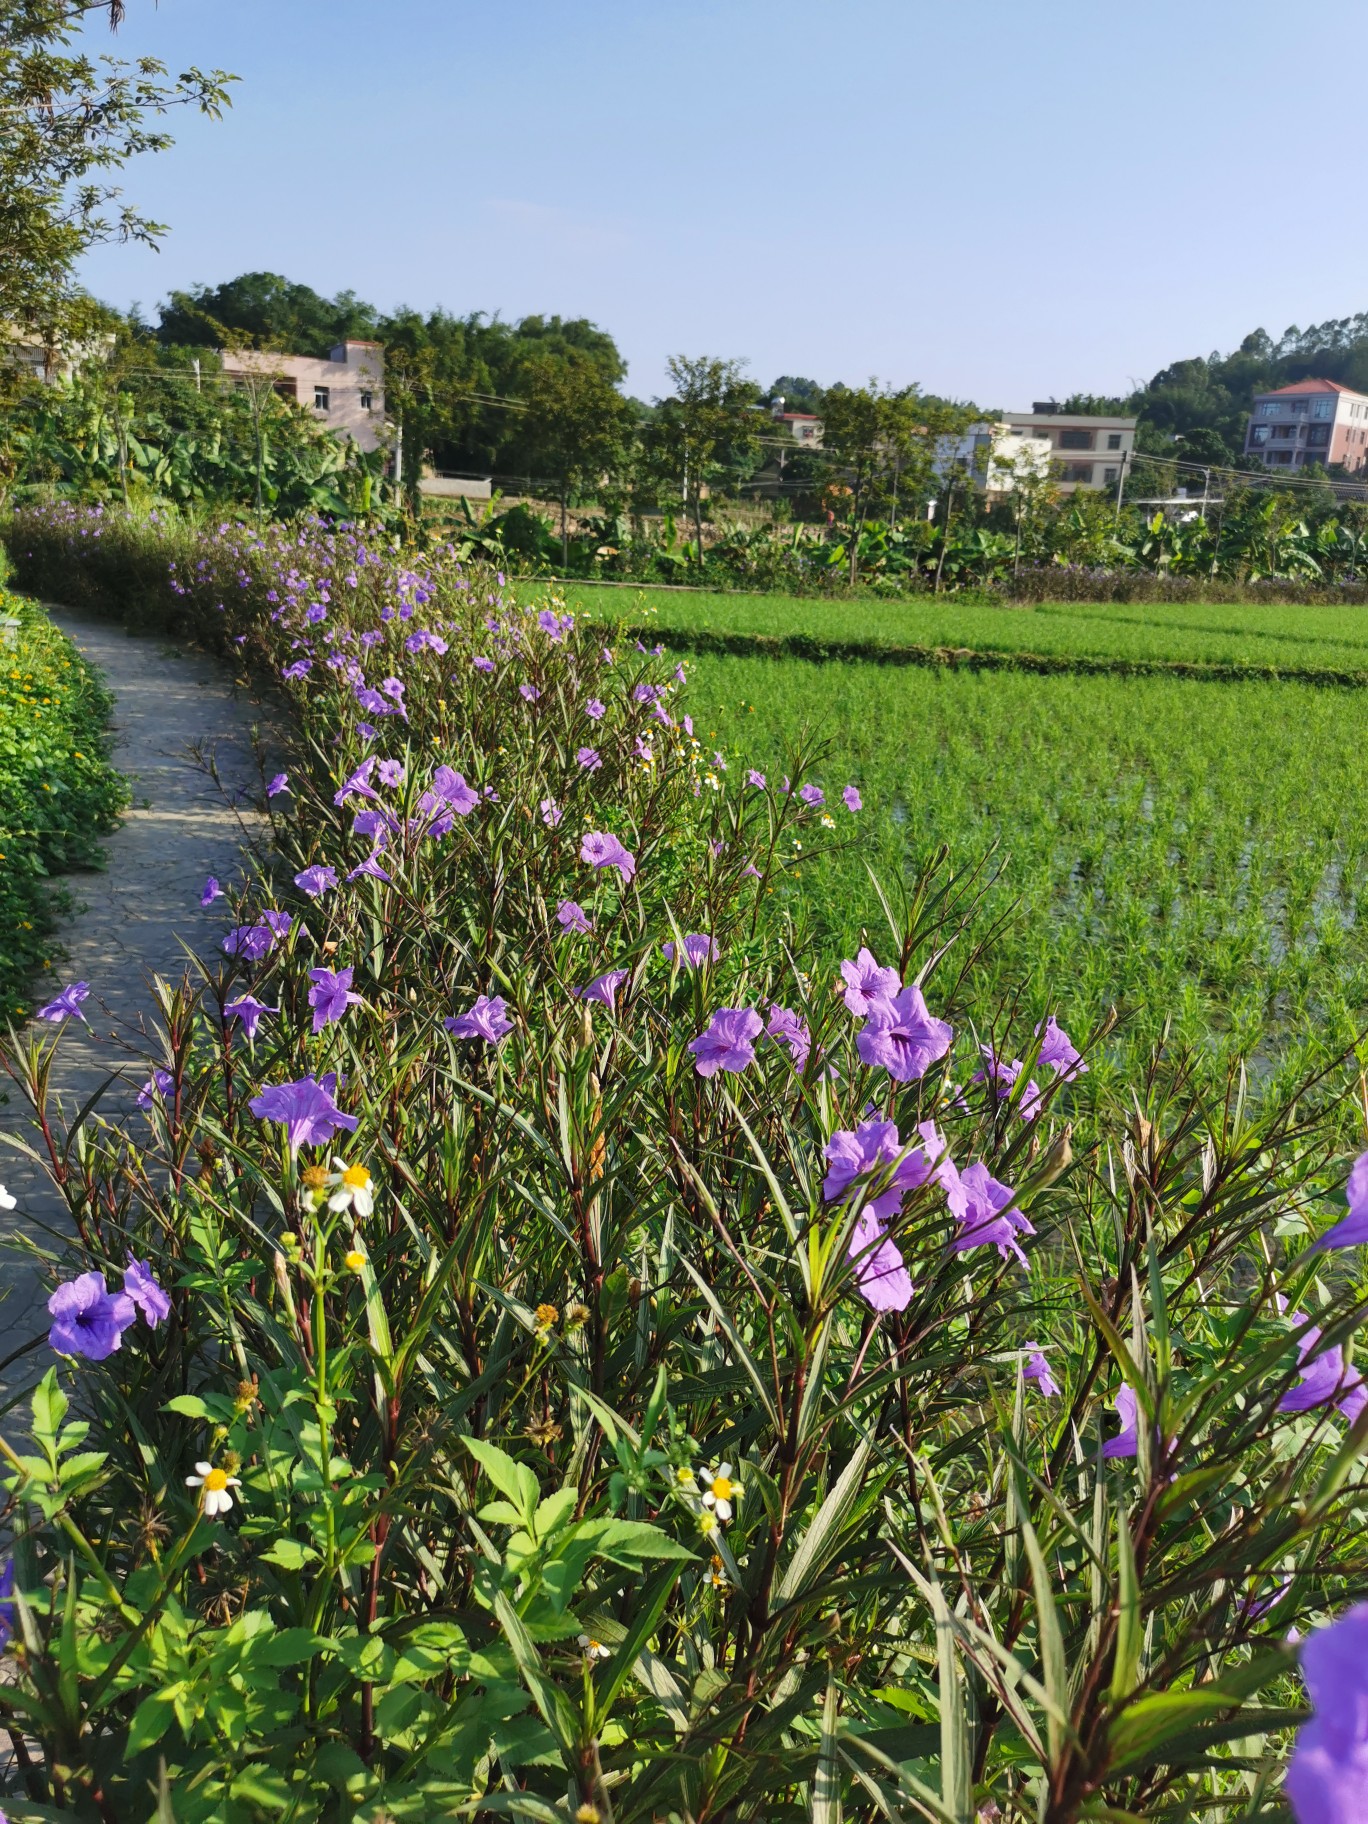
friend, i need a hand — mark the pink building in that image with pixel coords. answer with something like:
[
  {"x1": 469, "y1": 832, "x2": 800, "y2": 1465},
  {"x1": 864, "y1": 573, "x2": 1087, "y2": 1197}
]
[
  {"x1": 1243, "y1": 377, "x2": 1368, "y2": 473},
  {"x1": 218, "y1": 340, "x2": 386, "y2": 453}
]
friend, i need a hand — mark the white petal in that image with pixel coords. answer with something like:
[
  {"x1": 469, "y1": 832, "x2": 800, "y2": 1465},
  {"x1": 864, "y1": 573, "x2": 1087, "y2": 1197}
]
[
  {"x1": 0, "y1": 1187, "x2": 16, "y2": 1210},
  {"x1": 355, "y1": 1190, "x2": 374, "y2": 1217},
  {"x1": 715, "y1": 1500, "x2": 733, "y2": 1522},
  {"x1": 194, "y1": 1461, "x2": 213, "y2": 1476},
  {"x1": 326, "y1": 1189, "x2": 350, "y2": 1212},
  {"x1": 184, "y1": 1474, "x2": 203, "y2": 1488},
  {"x1": 717, "y1": 1461, "x2": 732, "y2": 1478}
]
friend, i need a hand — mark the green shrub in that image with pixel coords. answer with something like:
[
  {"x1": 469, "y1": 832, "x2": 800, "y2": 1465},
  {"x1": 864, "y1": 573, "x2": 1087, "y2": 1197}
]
[{"x1": 1, "y1": 507, "x2": 1366, "y2": 1823}]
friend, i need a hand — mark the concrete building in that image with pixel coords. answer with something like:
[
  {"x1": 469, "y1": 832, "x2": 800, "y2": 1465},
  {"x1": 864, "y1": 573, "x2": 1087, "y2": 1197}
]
[
  {"x1": 935, "y1": 421, "x2": 1054, "y2": 496},
  {"x1": 217, "y1": 340, "x2": 386, "y2": 452},
  {"x1": 1242, "y1": 377, "x2": 1368, "y2": 473},
  {"x1": 3, "y1": 327, "x2": 116, "y2": 384},
  {"x1": 999, "y1": 407, "x2": 1137, "y2": 493},
  {"x1": 771, "y1": 408, "x2": 824, "y2": 449}
]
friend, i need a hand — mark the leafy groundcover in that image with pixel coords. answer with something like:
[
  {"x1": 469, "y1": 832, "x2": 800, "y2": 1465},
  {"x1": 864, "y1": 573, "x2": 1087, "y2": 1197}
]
[
  {"x1": 1, "y1": 504, "x2": 1368, "y2": 1823},
  {"x1": 0, "y1": 578, "x2": 127, "y2": 1022}
]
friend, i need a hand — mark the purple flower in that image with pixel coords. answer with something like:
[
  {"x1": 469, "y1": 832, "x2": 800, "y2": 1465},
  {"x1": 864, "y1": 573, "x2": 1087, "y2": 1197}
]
[
  {"x1": 267, "y1": 773, "x2": 289, "y2": 797},
  {"x1": 540, "y1": 797, "x2": 563, "y2": 828},
  {"x1": 843, "y1": 786, "x2": 862, "y2": 813},
  {"x1": 662, "y1": 933, "x2": 716, "y2": 969},
  {"x1": 223, "y1": 923, "x2": 275, "y2": 961},
  {"x1": 823, "y1": 1118, "x2": 951, "y2": 1221},
  {"x1": 519, "y1": 683, "x2": 541, "y2": 703},
  {"x1": 747, "y1": 769, "x2": 766, "y2": 789},
  {"x1": 582, "y1": 831, "x2": 637, "y2": 883},
  {"x1": 1313, "y1": 1153, "x2": 1368, "y2": 1251},
  {"x1": 576, "y1": 968, "x2": 629, "y2": 1010},
  {"x1": 538, "y1": 608, "x2": 572, "y2": 642},
  {"x1": 445, "y1": 994, "x2": 514, "y2": 1043},
  {"x1": 766, "y1": 1004, "x2": 811, "y2": 1070},
  {"x1": 1288, "y1": 1603, "x2": 1368, "y2": 1822},
  {"x1": 37, "y1": 981, "x2": 90, "y2": 1023},
  {"x1": 1279, "y1": 1313, "x2": 1368, "y2": 1424},
  {"x1": 334, "y1": 757, "x2": 378, "y2": 806},
  {"x1": 840, "y1": 948, "x2": 900, "y2": 1017},
  {"x1": 282, "y1": 658, "x2": 311, "y2": 681},
  {"x1": 261, "y1": 910, "x2": 291, "y2": 939},
  {"x1": 1026, "y1": 1350, "x2": 1059, "y2": 1397},
  {"x1": 945, "y1": 1160, "x2": 1034, "y2": 1265},
  {"x1": 225, "y1": 994, "x2": 277, "y2": 1040},
  {"x1": 473, "y1": 655, "x2": 495, "y2": 673},
  {"x1": 308, "y1": 967, "x2": 364, "y2": 1034},
  {"x1": 377, "y1": 759, "x2": 406, "y2": 787},
  {"x1": 248, "y1": 1073, "x2": 358, "y2": 1153},
  {"x1": 586, "y1": 698, "x2": 606, "y2": 720},
  {"x1": 688, "y1": 1007, "x2": 763, "y2": 1078},
  {"x1": 347, "y1": 855, "x2": 392, "y2": 884},
  {"x1": 1102, "y1": 1384, "x2": 1140, "y2": 1459},
  {"x1": 431, "y1": 765, "x2": 479, "y2": 814},
  {"x1": 557, "y1": 899, "x2": 593, "y2": 934},
  {"x1": 124, "y1": 1257, "x2": 171, "y2": 1327},
  {"x1": 974, "y1": 1048, "x2": 1043, "y2": 1121},
  {"x1": 380, "y1": 677, "x2": 405, "y2": 701},
  {"x1": 799, "y1": 783, "x2": 824, "y2": 806},
  {"x1": 352, "y1": 807, "x2": 394, "y2": 842},
  {"x1": 48, "y1": 1271, "x2": 137, "y2": 1360},
  {"x1": 201, "y1": 876, "x2": 223, "y2": 906},
  {"x1": 294, "y1": 865, "x2": 338, "y2": 900},
  {"x1": 136, "y1": 1068, "x2": 174, "y2": 1111},
  {"x1": 857, "y1": 985, "x2": 953, "y2": 1083},
  {"x1": 1036, "y1": 1016, "x2": 1086, "y2": 1081},
  {"x1": 847, "y1": 1209, "x2": 915, "y2": 1313},
  {"x1": 577, "y1": 746, "x2": 603, "y2": 772}
]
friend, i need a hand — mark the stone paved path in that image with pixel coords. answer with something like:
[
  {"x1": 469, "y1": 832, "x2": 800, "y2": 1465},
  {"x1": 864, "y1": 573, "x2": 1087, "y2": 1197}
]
[{"x1": 0, "y1": 609, "x2": 267, "y2": 1409}]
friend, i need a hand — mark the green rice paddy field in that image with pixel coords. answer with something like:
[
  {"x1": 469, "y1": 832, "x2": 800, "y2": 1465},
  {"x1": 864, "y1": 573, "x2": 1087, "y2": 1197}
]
[{"x1": 563, "y1": 584, "x2": 1368, "y2": 1106}]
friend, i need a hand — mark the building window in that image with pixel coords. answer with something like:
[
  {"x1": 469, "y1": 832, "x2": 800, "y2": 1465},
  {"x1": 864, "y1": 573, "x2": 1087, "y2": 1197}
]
[
  {"x1": 1059, "y1": 429, "x2": 1094, "y2": 450},
  {"x1": 1309, "y1": 425, "x2": 1330, "y2": 445},
  {"x1": 1273, "y1": 425, "x2": 1293, "y2": 438},
  {"x1": 1313, "y1": 398, "x2": 1334, "y2": 419},
  {"x1": 360, "y1": 389, "x2": 373, "y2": 411},
  {"x1": 1103, "y1": 466, "x2": 1119, "y2": 484},
  {"x1": 1289, "y1": 399, "x2": 1307, "y2": 414},
  {"x1": 1251, "y1": 425, "x2": 1270, "y2": 444},
  {"x1": 314, "y1": 386, "x2": 330, "y2": 411},
  {"x1": 1261, "y1": 401, "x2": 1279, "y2": 416},
  {"x1": 1061, "y1": 463, "x2": 1095, "y2": 484},
  {"x1": 1106, "y1": 432, "x2": 1122, "y2": 449}
]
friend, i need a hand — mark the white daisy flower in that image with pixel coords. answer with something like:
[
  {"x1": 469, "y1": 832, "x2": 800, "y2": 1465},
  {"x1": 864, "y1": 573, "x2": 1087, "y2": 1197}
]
[
  {"x1": 701, "y1": 1461, "x2": 741, "y2": 1524},
  {"x1": 185, "y1": 1460, "x2": 241, "y2": 1518},
  {"x1": 326, "y1": 1159, "x2": 375, "y2": 1216},
  {"x1": 0, "y1": 1184, "x2": 15, "y2": 1211},
  {"x1": 577, "y1": 1632, "x2": 611, "y2": 1662}
]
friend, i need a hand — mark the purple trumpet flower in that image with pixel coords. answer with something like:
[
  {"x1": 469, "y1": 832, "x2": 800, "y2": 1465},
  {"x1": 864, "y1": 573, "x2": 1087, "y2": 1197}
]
[
  {"x1": 799, "y1": 783, "x2": 824, "y2": 806},
  {"x1": 267, "y1": 773, "x2": 289, "y2": 797},
  {"x1": 200, "y1": 876, "x2": 224, "y2": 906},
  {"x1": 1025, "y1": 1350, "x2": 1060, "y2": 1397},
  {"x1": 839, "y1": 947, "x2": 900, "y2": 1017},
  {"x1": 857, "y1": 984, "x2": 953, "y2": 1083},
  {"x1": 662, "y1": 933, "x2": 716, "y2": 969},
  {"x1": 1287, "y1": 1603, "x2": 1368, "y2": 1822},
  {"x1": 974, "y1": 1047, "x2": 1043, "y2": 1121},
  {"x1": 944, "y1": 1160, "x2": 1034, "y2": 1266},
  {"x1": 294, "y1": 865, "x2": 338, "y2": 900},
  {"x1": 36, "y1": 981, "x2": 90, "y2": 1023},
  {"x1": 334, "y1": 757, "x2": 378, "y2": 805},
  {"x1": 222, "y1": 924, "x2": 276, "y2": 962},
  {"x1": 347, "y1": 855, "x2": 392, "y2": 884},
  {"x1": 1312, "y1": 1153, "x2": 1368, "y2": 1251},
  {"x1": 1102, "y1": 1384, "x2": 1140, "y2": 1459},
  {"x1": 577, "y1": 746, "x2": 602, "y2": 772},
  {"x1": 766, "y1": 1004, "x2": 811, "y2": 1071},
  {"x1": 124, "y1": 1258, "x2": 171, "y2": 1327},
  {"x1": 248, "y1": 1072, "x2": 358, "y2": 1154},
  {"x1": 48, "y1": 1271, "x2": 137, "y2": 1360},
  {"x1": 445, "y1": 994, "x2": 514, "y2": 1043},
  {"x1": 308, "y1": 967, "x2": 364, "y2": 1034},
  {"x1": 557, "y1": 899, "x2": 593, "y2": 934},
  {"x1": 1279, "y1": 1312, "x2": 1368, "y2": 1424},
  {"x1": 847, "y1": 1210, "x2": 914, "y2": 1314},
  {"x1": 430, "y1": 765, "x2": 479, "y2": 814},
  {"x1": 136, "y1": 1068, "x2": 174, "y2": 1111},
  {"x1": 576, "y1": 968, "x2": 629, "y2": 1010},
  {"x1": 224, "y1": 994, "x2": 277, "y2": 1040},
  {"x1": 688, "y1": 1007, "x2": 762, "y2": 1078},
  {"x1": 843, "y1": 785, "x2": 862, "y2": 813},
  {"x1": 582, "y1": 831, "x2": 636, "y2": 883},
  {"x1": 823, "y1": 1118, "x2": 951, "y2": 1222},
  {"x1": 1036, "y1": 1015, "x2": 1086, "y2": 1081}
]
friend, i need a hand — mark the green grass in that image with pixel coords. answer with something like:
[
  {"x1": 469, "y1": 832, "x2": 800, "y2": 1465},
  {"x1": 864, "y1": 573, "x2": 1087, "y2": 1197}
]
[
  {"x1": 682, "y1": 651, "x2": 1368, "y2": 1104},
  {"x1": 551, "y1": 580, "x2": 1368, "y2": 678}
]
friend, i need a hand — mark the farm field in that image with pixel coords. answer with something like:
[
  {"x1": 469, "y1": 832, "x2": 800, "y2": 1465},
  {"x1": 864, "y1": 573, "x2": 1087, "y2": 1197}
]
[
  {"x1": 550, "y1": 579, "x2": 1368, "y2": 676},
  {"x1": 679, "y1": 647, "x2": 1368, "y2": 1107}
]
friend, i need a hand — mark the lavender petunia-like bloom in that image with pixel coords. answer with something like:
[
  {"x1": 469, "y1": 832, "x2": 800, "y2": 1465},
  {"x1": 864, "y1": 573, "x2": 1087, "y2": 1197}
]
[
  {"x1": 1026, "y1": 1350, "x2": 1060, "y2": 1397},
  {"x1": 840, "y1": 947, "x2": 900, "y2": 1017},
  {"x1": 847, "y1": 1210, "x2": 915, "y2": 1313},
  {"x1": 225, "y1": 994, "x2": 277, "y2": 1040},
  {"x1": 843, "y1": 785, "x2": 862, "y2": 813},
  {"x1": 37, "y1": 981, "x2": 90, "y2": 1023},
  {"x1": 334, "y1": 757, "x2": 378, "y2": 806},
  {"x1": 823, "y1": 1117, "x2": 950, "y2": 1222},
  {"x1": 200, "y1": 876, "x2": 223, "y2": 907},
  {"x1": 577, "y1": 746, "x2": 602, "y2": 772},
  {"x1": 445, "y1": 994, "x2": 514, "y2": 1044},
  {"x1": 1036, "y1": 1015, "x2": 1087, "y2": 1081},
  {"x1": 1279, "y1": 1313, "x2": 1368, "y2": 1424},
  {"x1": 519, "y1": 682, "x2": 541, "y2": 703},
  {"x1": 662, "y1": 933, "x2": 716, "y2": 969},
  {"x1": 248, "y1": 1073, "x2": 358, "y2": 1153},
  {"x1": 136, "y1": 1068, "x2": 174, "y2": 1111},
  {"x1": 377, "y1": 759, "x2": 406, "y2": 788},
  {"x1": 767, "y1": 1004, "x2": 811, "y2": 1071},
  {"x1": 799, "y1": 783, "x2": 825, "y2": 806},
  {"x1": 540, "y1": 797, "x2": 563, "y2": 828},
  {"x1": 946, "y1": 1160, "x2": 1035, "y2": 1266},
  {"x1": 267, "y1": 773, "x2": 289, "y2": 797},
  {"x1": 261, "y1": 910, "x2": 292, "y2": 939},
  {"x1": 576, "y1": 968, "x2": 629, "y2": 1010},
  {"x1": 294, "y1": 864, "x2": 338, "y2": 900},
  {"x1": 688, "y1": 1007, "x2": 763, "y2": 1078},
  {"x1": 557, "y1": 899, "x2": 593, "y2": 934},
  {"x1": 431, "y1": 765, "x2": 479, "y2": 814},
  {"x1": 124, "y1": 1257, "x2": 171, "y2": 1327},
  {"x1": 222, "y1": 924, "x2": 276, "y2": 962},
  {"x1": 974, "y1": 1048, "x2": 1043, "y2": 1121},
  {"x1": 308, "y1": 966, "x2": 364, "y2": 1034},
  {"x1": 1102, "y1": 1384, "x2": 1140, "y2": 1459},
  {"x1": 347, "y1": 856, "x2": 392, "y2": 884},
  {"x1": 586, "y1": 698, "x2": 606, "y2": 720},
  {"x1": 1287, "y1": 1603, "x2": 1368, "y2": 1822},
  {"x1": 472, "y1": 654, "x2": 495, "y2": 673},
  {"x1": 747, "y1": 769, "x2": 766, "y2": 789},
  {"x1": 582, "y1": 830, "x2": 636, "y2": 883},
  {"x1": 1312, "y1": 1153, "x2": 1368, "y2": 1252},
  {"x1": 857, "y1": 985, "x2": 953, "y2": 1083},
  {"x1": 48, "y1": 1271, "x2": 137, "y2": 1360}
]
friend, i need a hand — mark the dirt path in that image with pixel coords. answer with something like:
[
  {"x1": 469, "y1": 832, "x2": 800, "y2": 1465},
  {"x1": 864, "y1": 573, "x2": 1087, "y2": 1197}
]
[{"x1": 0, "y1": 609, "x2": 267, "y2": 1409}]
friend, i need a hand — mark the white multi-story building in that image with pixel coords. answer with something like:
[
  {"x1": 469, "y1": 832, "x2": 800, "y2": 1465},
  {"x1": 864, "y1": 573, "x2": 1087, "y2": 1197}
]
[
  {"x1": 936, "y1": 407, "x2": 1137, "y2": 495},
  {"x1": 217, "y1": 340, "x2": 386, "y2": 453},
  {"x1": 1243, "y1": 378, "x2": 1368, "y2": 473}
]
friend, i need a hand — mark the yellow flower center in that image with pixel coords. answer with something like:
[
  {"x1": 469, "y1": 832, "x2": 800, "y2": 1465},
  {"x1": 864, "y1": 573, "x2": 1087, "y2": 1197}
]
[
  {"x1": 344, "y1": 1250, "x2": 366, "y2": 1271},
  {"x1": 301, "y1": 1166, "x2": 327, "y2": 1190},
  {"x1": 710, "y1": 1475, "x2": 733, "y2": 1502},
  {"x1": 342, "y1": 1164, "x2": 371, "y2": 1189},
  {"x1": 535, "y1": 1302, "x2": 559, "y2": 1327},
  {"x1": 204, "y1": 1468, "x2": 229, "y2": 1492}
]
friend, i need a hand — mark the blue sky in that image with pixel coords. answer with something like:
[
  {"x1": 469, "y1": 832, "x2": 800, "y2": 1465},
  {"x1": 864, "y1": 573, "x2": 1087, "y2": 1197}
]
[{"x1": 74, "y1": 0, "x2": 1368, "y2": 409}]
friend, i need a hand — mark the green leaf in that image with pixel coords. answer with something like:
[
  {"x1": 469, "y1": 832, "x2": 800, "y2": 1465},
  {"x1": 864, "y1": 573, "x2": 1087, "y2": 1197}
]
[
  {"x1": 1109, "y1": 1505, "x2": 1141, "y2": 1705},
  {"x1": 258, "y1": 1538, "x2": 319, "y2": 1572},
  {"x1": 465, "y1": 1436, "x2": 538, "y2": 1521},
  {"x1": 1020, "y1": 1507, "x2": 1070, "y2": 1772},
  {"x1": 775, "y1": 1435, "x2": 874, "y2": 1608}
]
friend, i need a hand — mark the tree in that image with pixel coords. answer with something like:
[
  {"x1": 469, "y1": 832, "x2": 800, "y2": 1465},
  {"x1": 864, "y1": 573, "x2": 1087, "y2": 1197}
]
[
  {"x1": 1, "y1": 1, "x2": 233, "y2": 340},
  {"x1": 649, "y1": 355, "x2": 761, "y2": 565},
  {"x1": 157, "y1": 271, "x2": 376, "y2": 355},
  {"x1": 514, "y1": 349, "x2": 631, "y2": 569}
]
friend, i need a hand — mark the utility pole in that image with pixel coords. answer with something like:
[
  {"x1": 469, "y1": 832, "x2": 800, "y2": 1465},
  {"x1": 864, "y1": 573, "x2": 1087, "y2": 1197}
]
[{"x1": 1113, "y1": 449, "x2": 1129, "y2": 522}]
